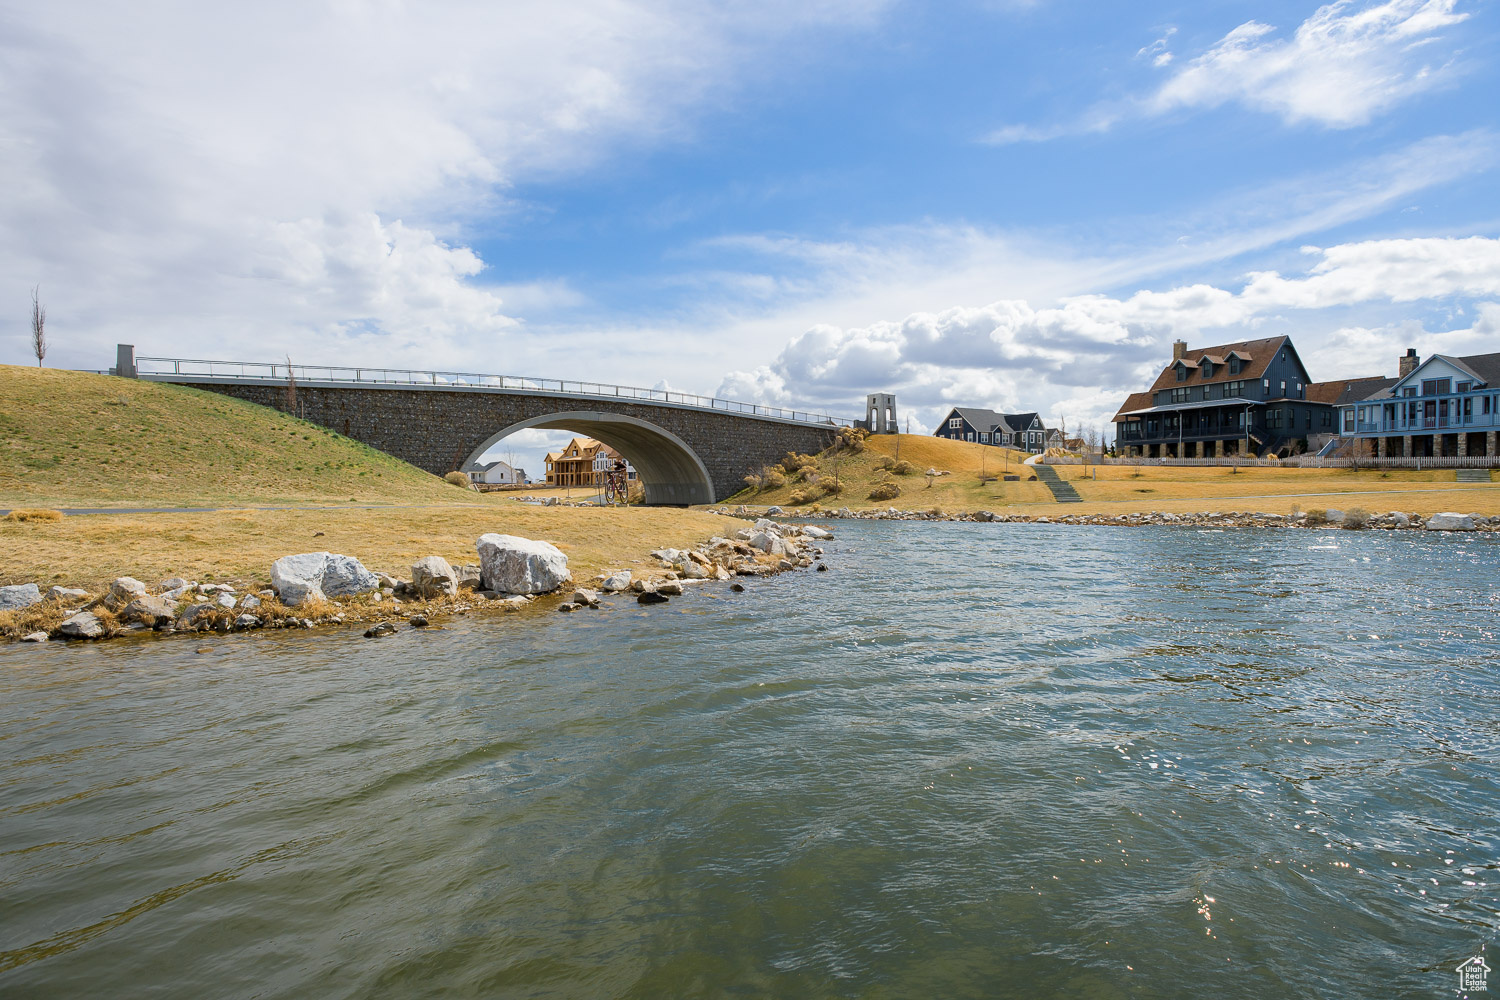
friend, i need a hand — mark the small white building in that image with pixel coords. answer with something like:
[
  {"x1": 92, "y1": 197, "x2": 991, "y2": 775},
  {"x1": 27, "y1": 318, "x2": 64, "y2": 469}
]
[{"x1": 465, "y1": 459, "x2": 525, "y2": 485}]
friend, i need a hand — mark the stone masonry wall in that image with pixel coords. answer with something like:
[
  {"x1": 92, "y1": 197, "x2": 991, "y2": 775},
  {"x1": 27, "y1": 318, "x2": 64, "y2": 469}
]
[{"x1": 194, "y1": 383, "x2": 839, "y2": 503}]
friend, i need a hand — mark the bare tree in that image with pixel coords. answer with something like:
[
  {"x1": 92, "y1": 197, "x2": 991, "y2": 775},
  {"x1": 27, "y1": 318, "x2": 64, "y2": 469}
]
[
  {"x1": 30, "y1": 286, "x2": 46, "y2": 367},
  {"x1": 284, "y1": 355, "x2": 298, "y2": 414}
]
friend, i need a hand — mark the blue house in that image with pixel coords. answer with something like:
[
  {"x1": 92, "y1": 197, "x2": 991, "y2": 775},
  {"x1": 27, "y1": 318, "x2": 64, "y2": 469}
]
[{"x1": 1336, "y1": 349, "x2": 1500, "y2": 458}]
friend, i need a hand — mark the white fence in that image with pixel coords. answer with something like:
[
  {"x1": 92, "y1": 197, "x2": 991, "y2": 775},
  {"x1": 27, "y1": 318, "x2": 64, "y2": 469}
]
[{"x1": 1044, "y1": 455, "x2": 1500, "y2": 470}]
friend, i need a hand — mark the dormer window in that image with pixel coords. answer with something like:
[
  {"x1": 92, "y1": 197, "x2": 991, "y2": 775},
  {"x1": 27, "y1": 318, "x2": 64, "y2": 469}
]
[
  {"x1": 1176, "y1": 364, "x2": 1187, "y2": 382},
  {"x1": 1229, "y1": 357, "x2": 1241, "y2": 374},
  {"x1": 1201, "y1": 360, "x2": 1214, "y2": 378}
]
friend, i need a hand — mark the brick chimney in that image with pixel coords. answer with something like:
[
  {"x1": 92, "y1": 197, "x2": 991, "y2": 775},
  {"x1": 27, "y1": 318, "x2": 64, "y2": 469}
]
[
  {"x1": 1398, "y1": 348, "x2": 1419, "y2": 378},
  {"x1": 1172, "y1": 339, "x2": 1187, "y2": 362}
]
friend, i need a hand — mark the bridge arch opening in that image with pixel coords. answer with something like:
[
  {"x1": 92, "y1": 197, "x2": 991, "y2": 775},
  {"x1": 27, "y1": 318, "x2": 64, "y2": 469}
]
[{"x1": 464, "y1": 410, "x2": 716, "y2": 507}]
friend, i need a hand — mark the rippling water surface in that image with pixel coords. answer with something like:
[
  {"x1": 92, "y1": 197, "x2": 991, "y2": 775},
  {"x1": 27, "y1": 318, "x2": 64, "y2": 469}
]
[{"x1": 3, "y1": 522, "x2": 1498, "y2": 998}]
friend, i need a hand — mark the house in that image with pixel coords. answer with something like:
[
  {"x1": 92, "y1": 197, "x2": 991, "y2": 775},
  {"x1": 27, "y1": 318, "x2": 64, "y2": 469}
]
[
  {"x1": 1334, "y1": 348, "x2": 1500, "y2": 457},
  {"x1": 933, "y1": 407, "x2": 1053, "y2": 452},
  {"x1": 464, "y1": 459, "x2": 524, "y2": 485},
  {"x1": 545, "y1": 437, "x2": 637, "y2": 486},
  {"x1": 1111, "y1": 336, "x2": 1362, "y2": 458}
]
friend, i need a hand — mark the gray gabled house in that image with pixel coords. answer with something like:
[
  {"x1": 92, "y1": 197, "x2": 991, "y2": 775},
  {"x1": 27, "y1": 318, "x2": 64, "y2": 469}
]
[{"x1": 933, "y1": 407, "x2": 1052, "y2": 452}]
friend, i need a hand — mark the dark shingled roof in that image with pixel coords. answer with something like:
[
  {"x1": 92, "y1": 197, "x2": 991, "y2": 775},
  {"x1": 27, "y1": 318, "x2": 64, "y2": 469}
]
[
  {"x1": 1112, "y1": 391, "x2": 1153, "y2": 421},
  {"x1": 1305, "y1": 376, "x2": 1395, "y2": 406},
  {"x1": 1145, "y1": 335, "x2": 1289, "y2": 394}
]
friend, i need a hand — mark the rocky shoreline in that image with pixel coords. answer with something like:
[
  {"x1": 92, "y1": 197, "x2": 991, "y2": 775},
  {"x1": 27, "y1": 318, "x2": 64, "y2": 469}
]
[
  {"x1": 0, "y1": 516, "x2": 830, "y2": 644},
  {"x1": 716, "y1": 504, "x2": 1498, "y2": 532}
]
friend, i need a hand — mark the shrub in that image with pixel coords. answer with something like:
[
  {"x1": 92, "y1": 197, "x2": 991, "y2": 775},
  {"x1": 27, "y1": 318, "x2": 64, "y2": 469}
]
[
  {"x1": 443, "y1": 471, "x2": 474, "y2": 489},
  {"x1": 891, "y1": 460, "x2": 915, "y2": 476},
  {"x1": 868, "y1": 481, "x2": 901, "y2": 501},
  {"x1": 1304, "y1": 508, "x2": 1328, "y2": 525},
  {"x1": 1342, "y1": 507, "x2": 1371, "y2": 529},
  {"x1": 831, "y1": 426, "x2": 867, "y2": 453},
  {"x1": 743, "y1": 473, "x2": 763, "y2": 491},
  {"x1": 762, "y1": 468, "x2": 787, "y2": 489},
  {"x1": 788, "y1": 488, "x2": 815, "y2": 505},
  {"x1": 820, "y1": 478, "x2": 845, "y2": 496},
  {"x1": 3, "y1": 508, "x2": 63, "y2": 522},
  {"x1": 876, "y1": 455, "x2": 896, "y2": 471},
  {"x1": 781, "y1": 452, "x2": 818, "y2": 474}
]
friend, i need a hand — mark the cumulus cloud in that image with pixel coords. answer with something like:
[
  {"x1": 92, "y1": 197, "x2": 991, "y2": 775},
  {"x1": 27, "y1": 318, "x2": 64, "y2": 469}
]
[
  {"x1": 0, "y1": 0, "x2": 892, "y2": 369},
  {"x1": 718, "y1": 235, "x2": 1500, "y2": 434},
  {"x1": 986, "y1": 0, "x2": 1469, "y2": 143}
]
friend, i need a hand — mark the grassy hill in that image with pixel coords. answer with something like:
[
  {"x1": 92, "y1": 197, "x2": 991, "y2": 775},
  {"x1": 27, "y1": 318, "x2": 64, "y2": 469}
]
[
  {"x1": 730, "y1": 433, "x2": 1500, "y2": 516},
  {"x1": 0, "y1": 366, "x2": 484, "y2": 507}
]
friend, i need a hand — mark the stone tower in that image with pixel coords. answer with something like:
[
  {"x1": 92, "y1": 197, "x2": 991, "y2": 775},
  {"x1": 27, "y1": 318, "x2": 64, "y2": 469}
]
[{"x1": 865, "y1": 393, "x2": 897, "y2": 434}]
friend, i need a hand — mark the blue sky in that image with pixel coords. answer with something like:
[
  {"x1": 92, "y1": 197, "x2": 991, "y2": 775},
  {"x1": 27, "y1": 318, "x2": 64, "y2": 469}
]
[{"x1": 3, "y1": 0, "x2": 1498, "y2": 475}]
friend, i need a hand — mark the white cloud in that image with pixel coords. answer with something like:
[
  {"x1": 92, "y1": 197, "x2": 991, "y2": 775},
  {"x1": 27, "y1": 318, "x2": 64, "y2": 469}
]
[
  {"x1": 718, "y1": 235, "x2": 1500, "y2": 435},
  {"x1": 986, "y1": 0, "x2": 1470, "y2": 143},
  {"x1": 0, "y1": 0, "x2": 893, "y2": 369}
]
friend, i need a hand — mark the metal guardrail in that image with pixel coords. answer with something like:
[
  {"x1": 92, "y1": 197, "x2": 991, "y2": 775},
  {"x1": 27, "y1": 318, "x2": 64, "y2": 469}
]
[{"x1": 135, "y1": 356, "x2": 852, "y2": 428}]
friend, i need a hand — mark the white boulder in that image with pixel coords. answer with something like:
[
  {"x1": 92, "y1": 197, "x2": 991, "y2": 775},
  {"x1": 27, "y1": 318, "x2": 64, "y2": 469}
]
[
  {"x1": 0, "y1": 583, "x2": 42, "y2": 612},
  {"x1": 1425, "y1": 512, "x2": 1477, "y2": 531},
  {"x1": 802, "y1": 525, "x2": 833, "y2": 540},
  {"x1": 749, "y1": 531, "x2": 786, "y2": 555},
  {"x1": 102, "y1": 577, "x2": 147, "y2": 611},
  {"x1": 270, "y1": 551, "x2": 379, "y2": 607},
  {"x1": 47, "y1": 586, "x2": 91, "y2": 603},
  {"x1": 476, "y1": 534, "x2": 572, "y2": 595}
]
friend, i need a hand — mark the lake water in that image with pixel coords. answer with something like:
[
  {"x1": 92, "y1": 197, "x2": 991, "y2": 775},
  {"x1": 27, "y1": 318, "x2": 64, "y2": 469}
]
[{"x1": 2, "y1": 522, "x2": 1497, "y2": 998}]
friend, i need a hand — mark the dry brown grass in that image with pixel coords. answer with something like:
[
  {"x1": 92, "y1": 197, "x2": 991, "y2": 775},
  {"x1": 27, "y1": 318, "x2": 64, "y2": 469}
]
[
  {"x1": 0, "y1": 500, "x2": 731, "y2": 596},
  {"x1": 729, "y1": 434, "x2": 1500, "y2": 517},
  {"x1": 3, "y1": 508, "x2": 63, "y2": 522}
]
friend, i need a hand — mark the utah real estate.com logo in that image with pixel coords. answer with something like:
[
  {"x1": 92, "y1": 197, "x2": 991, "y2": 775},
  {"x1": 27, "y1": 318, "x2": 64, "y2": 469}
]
[{"x1": 1459, "y1": 953, "x2": 1490, "y2": 993}]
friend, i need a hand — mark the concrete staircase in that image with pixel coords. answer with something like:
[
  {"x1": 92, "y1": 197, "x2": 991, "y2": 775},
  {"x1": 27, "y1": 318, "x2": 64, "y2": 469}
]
[
  {"x1": 1456, "y1": 469, "x2": 1494, "y2": 482},
  {"x1": 1034, "y1": 463, "x2": 1083, "y2": 502}
]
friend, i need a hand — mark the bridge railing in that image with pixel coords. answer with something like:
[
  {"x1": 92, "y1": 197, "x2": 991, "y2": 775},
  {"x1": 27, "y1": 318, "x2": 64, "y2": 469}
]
[{"x1": 134, "y1": 356, "x2": 853, "y2": 427}]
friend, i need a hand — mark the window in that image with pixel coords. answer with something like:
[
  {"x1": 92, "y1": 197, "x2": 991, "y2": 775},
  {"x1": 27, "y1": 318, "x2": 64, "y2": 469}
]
[
  {"x1": 979, "y1": 432, "x2": 989, "y2": 443},
  {"x1": 1263, "y1": 379, "x2": 1270, "y2": 391},
  {"x1": 1321, "y1": 410, "x2": 1332, "y2": 428},
  {"x1": 1176, "y1": 365, "x2": 1187, "y2": 382},
  {"x1": 1457, "y1": 381, "x2": 1472, "y2": 393},
  {"x1": 1486, "y1": 396, "x2": 1494, "y2": 415},
  {"x1": 1422, "y1": 378, "x2": 1451, "y2": 396},
  {"x1": 966, "y1": 432, "x2": 974, "y2": 442},
  {"x1": 1280, "y1": 381, "x2": 1286, "y2": 396},
  {"x1": 1223, "y1": 380, "x2": 1246, "y2": 398},
  {"x1": 948, "y1": 416, "x2": 962, "y2": 429},
  {"x1": 1229, "y1": 357, "x2": 1241, "y2": 375},
  {"x1": 1358, "y1": 407, "x2": 1367, "y2": 423},
  {"x1": 1295, "y1": 383, "x2": 1302, "y2": 395},
  {"x1": 1402, "y1": 387, "x2": 1416, "y2": 397},
  {"x1": 1170, "y1": 386, "x2": 1191, "y2": 403},
  {"x1": 1201, "y1": 360, "x2": 1214, "y2": 377},
  {"x1": 1202, "y1": 386, "x2": 1210, "y2": 400},
  {"x1": 1343, "y1": 409, "x2": 1355, "y2": 432},
  {"x1": 1463, "y1": 398, "x2": 1473, "y2": 422},
  {"x1": 1268, "y1": 409, "x2": 1283, "y2": 429}
]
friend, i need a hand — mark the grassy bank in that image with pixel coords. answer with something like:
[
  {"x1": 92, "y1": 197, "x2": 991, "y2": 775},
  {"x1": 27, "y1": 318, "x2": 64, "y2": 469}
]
[
  {"x1": 0, "y1": 365, "x2": 482, "y2": 507},
  {"x1": 0, "y1": 366, "x2": 736, "y2": 616},
  {"x1": 729, "y1": 434, "x2": 1500, "y2": 517}
]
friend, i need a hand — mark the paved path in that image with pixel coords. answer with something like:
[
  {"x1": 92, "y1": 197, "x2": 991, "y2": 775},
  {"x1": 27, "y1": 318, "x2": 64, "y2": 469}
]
[{"x1": 0, "y1": 503, "x2": 499, "y2": 517}]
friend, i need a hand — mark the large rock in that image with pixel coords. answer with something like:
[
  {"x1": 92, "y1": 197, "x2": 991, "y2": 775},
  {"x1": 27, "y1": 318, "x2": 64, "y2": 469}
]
[
  {"x1": 680, "y1": 560, "x2": 710, "y2": 580},
  {"x1": 802, "y1": 525, "x2": 833, "y2": 539},
  {"x1": 457, "y1": 564, "x2": 482, "y2": 590},
  {"x1": 476, "y1": 534, "x2": 572, "y2": 595},
  {"x1": 270, "y1": 552, "x2": 379, "y2": 606},
  {"x1": 47, "y1": 586, "x2": 91, "y2": 604},
  {"x1": 121, "y1": 595, "x2": 178, "y2": 627},
  {"x1": 57, "y1": 611, "x2": 106, "y2": 639},
  {"x1": 1425, "y1": 512, "x2": 1477, "y2": 531},
  {"x1": 748, "y1": 531, "x2": 786, "y2": 556},
  {"x1": 410, "y1": 555, "x2": 459, "y2": 598},
  {"x1": 102, "y1": 577, "x2": 148, "y2": 611},
  {"x1": 0, "y1": 583, "x2": 43, "y2": 612}
]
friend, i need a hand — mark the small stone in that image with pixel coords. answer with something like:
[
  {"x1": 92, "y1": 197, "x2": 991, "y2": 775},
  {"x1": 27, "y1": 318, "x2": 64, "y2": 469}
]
[
  {"x1": 777, "y1": 559, "x2": 795, "y2": 571},
  {"x1": 765, "y1": 506, "x2": 784, "y2": 515},
  {"x1": 656, "y1": 580, "x2": 684, "y2": 596},
  {"x1": 599, "y1": 569, "x2": 632, "y2": 592},
  {"x1": 122, "y1": 595, "x2": 179, "y2": 627},
  {"x1": 20, "y1": 631, "x2": 48, "y2": 643},
  {"x1": 102, "y1": 577, "x2": 147, "y2": 611},
  {"x1": 557, "y1": 602, "x2": 580, "y2": 612},
  {"x1": 215, "y1": 592, "x2": 237, "y2": 609},
  {"x1": 637, "y1": 591, "x2": 669, "y2": 604},
  {"x1": 233, "y1": 613, "x2": 262, "y2": 630},
  {"x1": 409, "y1": 614, "x2": 429, "y2": 627},
  {"x1": 58, "y1": 611, "x2": 106, "y2": 640},
  {"x1": 47, "y1": 586, "x2": 91, "y2": 603},
  {"x1": 411, "y1": 555, "x2": 459, "y2": 598},
  {"x1": 457, "y1": 564, "x2": 482, "y2": 589},
  {"x1": 571, "y1": 589, "x2": 602, "y2": 607},
  {"x1": 364, "y1": 622, "x2": 397, "y2": 638},
  {"x1": 730, "y1": 583, "x2": 745, "y2": 592},
  {"x1": 817, "y1": 563, "x2": 828, "y2": 571},
  {"x1": 240, "y1": 594, "x2": 262, "y2": 609}
]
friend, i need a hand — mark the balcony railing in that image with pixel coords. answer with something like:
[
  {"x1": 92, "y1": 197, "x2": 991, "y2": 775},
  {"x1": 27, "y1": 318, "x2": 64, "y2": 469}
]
[{"x1": 134, "y1": 356, "x2": 853, "y2": 428}]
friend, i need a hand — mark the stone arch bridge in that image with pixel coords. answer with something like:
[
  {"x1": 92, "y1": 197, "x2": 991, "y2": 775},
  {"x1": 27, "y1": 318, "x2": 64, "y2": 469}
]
[{"x1": 127, "y1": 353, "x2": 849, "y2": 505}]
